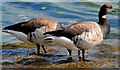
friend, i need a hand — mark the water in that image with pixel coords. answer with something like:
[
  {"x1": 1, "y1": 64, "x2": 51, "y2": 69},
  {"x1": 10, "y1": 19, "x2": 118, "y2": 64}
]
[
  {"x1": 1, "y1": 2, "x2": 119, "y2": 45},
  {"x1": 1, "y1": 2, "x2": 119, "y2": 68}
]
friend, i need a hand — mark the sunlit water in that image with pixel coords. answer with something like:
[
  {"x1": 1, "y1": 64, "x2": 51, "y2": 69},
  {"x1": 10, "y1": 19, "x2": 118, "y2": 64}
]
[
  {"x1": 1, "y1": 2, "x2": 119, "y2": 45},
  {"x1": 1, "y1": 2, "x2": 119, "y2": 68}
]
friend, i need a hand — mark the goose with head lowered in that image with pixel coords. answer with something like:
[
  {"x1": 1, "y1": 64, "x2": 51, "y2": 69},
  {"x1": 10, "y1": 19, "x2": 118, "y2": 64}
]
[
  {"x1": 2, "y1": 18, "x2": 63, "y2": 55},
  {"x1": 44, "y1": 3, "x2": 116, "y2": 61}
]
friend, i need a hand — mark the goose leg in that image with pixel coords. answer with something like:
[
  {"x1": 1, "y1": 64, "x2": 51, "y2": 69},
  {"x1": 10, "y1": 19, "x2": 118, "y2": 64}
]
[
  {"x1": 41, "y1": 45, "x2": 47, "y2": 53},
  {"x1": 78, "y1": 50, "x2": 82, "y2": 60},
  {"x1": 82, "y1": 49, "x2": 90, "y2": 61},
  {"x1": 67, "y1": 49, "x2": 73, "y2": 61},
  {"x1": 36, "y1": 44, "x2": 40, "y2": 55},
  {"x1": 67, "y1": 49, "x2": 72, "y2": 57}
]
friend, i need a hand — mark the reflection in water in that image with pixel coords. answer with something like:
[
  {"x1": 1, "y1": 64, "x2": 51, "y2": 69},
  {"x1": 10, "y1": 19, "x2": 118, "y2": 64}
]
[{"x1": 2, "y1": 41, "x2": 118, "y2": 68}]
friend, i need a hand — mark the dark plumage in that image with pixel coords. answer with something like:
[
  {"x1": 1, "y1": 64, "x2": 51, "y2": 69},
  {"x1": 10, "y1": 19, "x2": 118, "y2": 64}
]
[
  {"x1": 44, "y1": 3, "x2": 116, "y2": 61},
  {"x1": 3, "y1": 18, "x2": 63, "y2": 55},
  {"x1": 3, "y1": 18, "x2": 62, "y2": 35}
]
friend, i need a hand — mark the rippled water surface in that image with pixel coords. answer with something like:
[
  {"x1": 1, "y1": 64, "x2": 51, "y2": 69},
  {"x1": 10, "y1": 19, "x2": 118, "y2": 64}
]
[
  {"x1": 2, "y1": 2, "x2": 119, "y2": 44},
  {"x1": 1, "y1": 2, "x2": 119, "y2": 68}
]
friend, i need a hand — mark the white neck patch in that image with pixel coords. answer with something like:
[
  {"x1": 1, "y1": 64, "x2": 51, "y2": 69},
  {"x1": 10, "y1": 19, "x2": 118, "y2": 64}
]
[{"x1": 102, "y1": 15, "x2": 106, "y2": 18}]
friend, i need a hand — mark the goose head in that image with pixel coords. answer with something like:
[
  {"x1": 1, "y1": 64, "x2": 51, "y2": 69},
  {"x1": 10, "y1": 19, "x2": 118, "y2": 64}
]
[{"x1": 99, "y1": 3, "x2": 116, "y2": 15}]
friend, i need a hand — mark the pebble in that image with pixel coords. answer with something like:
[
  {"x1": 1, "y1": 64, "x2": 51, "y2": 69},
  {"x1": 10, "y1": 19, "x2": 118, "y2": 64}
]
[
  {"x1": 22, "y1": 17, "x2": 27, "y2": 19},
  {"x1": 18, "y1": 15, "x2": 24, "y2": 17},
  {"x1": 41, "y1": 7, "x2": 46, "y2": 10}
]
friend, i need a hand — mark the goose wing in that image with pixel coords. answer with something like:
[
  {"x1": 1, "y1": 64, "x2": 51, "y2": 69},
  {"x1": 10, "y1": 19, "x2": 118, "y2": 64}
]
[
  {"x1": 3, "y1": 18, "x2": 62, "y2": 35},
  {"x1": 45, "y1": 21, "x2": 103, "y2": 40}
]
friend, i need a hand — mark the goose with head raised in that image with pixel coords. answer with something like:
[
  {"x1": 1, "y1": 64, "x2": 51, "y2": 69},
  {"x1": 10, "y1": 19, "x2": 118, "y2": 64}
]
[{"x1": 44, "y1": 3, "x2": 116, "y2": 61}]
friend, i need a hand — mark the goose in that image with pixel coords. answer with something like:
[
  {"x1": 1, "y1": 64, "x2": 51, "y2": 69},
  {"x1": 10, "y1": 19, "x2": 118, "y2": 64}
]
[
  {"x1": 43, "y1": 4, "x2": 116, "y2": 61},
  {"x1": 2, "y1": 18, "x2": 63, "y2": 55}
]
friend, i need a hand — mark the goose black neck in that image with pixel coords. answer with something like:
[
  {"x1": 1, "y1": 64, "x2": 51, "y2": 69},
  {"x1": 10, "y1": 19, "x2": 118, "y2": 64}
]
[
  {"x1": 98, "y1": 11, "x2": 110, "y2": 38},
  {"x1": 98, "y1": 11, "x2": 109, "y2": 25}
]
